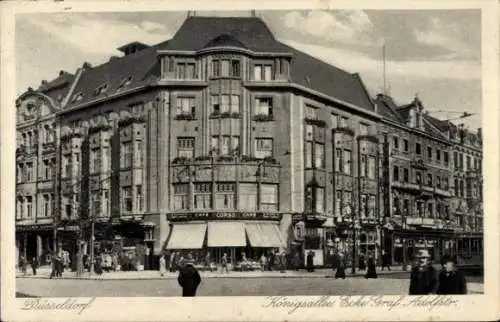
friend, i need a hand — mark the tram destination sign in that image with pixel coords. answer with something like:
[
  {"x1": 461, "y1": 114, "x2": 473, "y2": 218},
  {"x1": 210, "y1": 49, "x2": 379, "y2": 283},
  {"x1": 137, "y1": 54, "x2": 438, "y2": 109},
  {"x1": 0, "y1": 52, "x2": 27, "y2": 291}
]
[{"x1": 167, "y1": 212, "x2": 282, "y2": 221}]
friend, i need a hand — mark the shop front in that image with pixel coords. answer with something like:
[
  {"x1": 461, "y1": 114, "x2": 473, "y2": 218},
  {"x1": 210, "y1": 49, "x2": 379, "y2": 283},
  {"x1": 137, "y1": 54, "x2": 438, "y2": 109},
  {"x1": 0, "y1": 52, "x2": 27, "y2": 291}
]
[
  {"x1": 291, "y1": 213, "x2": 327, "y2": 267},
  {"x1": 165, "y1": 212, "x2": 285, "y2": 270},
  {"x1": 16, "y1": 223, "x2": 55, "y2": 265}
]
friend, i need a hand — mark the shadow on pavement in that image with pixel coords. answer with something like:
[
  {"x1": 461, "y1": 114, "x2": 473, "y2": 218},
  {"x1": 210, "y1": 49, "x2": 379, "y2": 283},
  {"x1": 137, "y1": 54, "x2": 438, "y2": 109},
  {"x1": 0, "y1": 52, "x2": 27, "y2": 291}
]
[{"x1": 16, "y1": 292, "x2": 37, "y2": 298}]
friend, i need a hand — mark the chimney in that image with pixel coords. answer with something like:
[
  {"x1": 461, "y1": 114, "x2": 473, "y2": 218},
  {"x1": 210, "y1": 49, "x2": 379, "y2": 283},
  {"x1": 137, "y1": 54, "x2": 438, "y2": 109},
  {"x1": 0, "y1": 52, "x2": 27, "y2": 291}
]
[
  {"x1": 59, "y1": 70, "x2": 65, "y2": 76},
  {"x1": 82, "y1": 62, "x2": 92, "y2": 69},
  {"x1": 41, "y1": 80, "x2": 48, "y2": 85}
]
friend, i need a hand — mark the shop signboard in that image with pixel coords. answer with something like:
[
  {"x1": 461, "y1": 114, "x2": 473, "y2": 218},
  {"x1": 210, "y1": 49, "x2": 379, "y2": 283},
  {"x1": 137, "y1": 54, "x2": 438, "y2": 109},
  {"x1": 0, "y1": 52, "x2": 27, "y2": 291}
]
[
  {"x1": 167, "y1": 212, "x2": 282, "y2": 221},
  {"x1": 16, "y1": 224, "x2": 54, "y2": 232}
]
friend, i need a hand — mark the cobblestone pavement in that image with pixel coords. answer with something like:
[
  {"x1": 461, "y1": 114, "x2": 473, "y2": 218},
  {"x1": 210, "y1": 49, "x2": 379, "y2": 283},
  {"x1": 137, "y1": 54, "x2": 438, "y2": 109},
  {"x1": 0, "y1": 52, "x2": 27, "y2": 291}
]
[{"x1": 16, "y1": 275, "x2": 483, "y2": 297}]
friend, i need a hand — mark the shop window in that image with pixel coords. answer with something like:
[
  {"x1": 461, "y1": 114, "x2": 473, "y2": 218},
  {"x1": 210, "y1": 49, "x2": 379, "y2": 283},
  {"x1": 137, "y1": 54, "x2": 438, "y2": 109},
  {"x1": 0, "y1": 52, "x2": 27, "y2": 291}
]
[
  {"x1": 173, "y1": 184, "x2": 189, "y2": 210},
  {"x1": 216, "y1": 183, "x2": 235, "y2": 209},
  {"x1": 260, "y1": 184, "x2": 278, "y2": 211},
  {"x1": 194, "y1": 183, "x2": 212, "y2": 209},
  {"x1": 255, "y1": 138, "x2": 273, "y2": 159},
  {"x1": 238, "y1": 183, "x2": 257, "y2": 211},
  {"x1": 177, "y1": 137, "x2": 195, "y2": 159}
]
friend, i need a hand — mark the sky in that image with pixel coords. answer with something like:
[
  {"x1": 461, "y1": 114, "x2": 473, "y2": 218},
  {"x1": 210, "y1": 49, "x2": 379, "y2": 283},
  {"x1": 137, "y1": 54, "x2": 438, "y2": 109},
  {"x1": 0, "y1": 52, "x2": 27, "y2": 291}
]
[{"x1": 15, "y1": 9, "x2": 482, "y2": 129}]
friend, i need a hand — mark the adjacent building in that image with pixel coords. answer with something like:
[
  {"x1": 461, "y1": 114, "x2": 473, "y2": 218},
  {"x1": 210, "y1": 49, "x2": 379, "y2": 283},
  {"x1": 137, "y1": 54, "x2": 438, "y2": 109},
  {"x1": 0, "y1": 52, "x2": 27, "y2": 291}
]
[{"x1": 15, "y1": 14, "x2": 483, "y2": 269}]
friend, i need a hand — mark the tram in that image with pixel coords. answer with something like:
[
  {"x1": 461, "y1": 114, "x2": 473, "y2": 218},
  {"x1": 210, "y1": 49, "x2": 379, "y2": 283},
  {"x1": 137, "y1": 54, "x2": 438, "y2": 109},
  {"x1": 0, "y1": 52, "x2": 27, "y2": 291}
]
[{"x1": 453, "y1": 233, "x2": 483, "y2": 273}]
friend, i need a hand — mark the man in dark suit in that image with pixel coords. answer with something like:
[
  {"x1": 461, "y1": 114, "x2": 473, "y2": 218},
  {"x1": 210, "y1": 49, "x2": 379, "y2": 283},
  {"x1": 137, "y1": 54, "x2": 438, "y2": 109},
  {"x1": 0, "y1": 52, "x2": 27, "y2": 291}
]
[
  {"x1": 409, "y1": 249, "x2": 438, "y2": 295},
  {"x1": 177, "y1": 260, "x2": 201, "y2": 297}
]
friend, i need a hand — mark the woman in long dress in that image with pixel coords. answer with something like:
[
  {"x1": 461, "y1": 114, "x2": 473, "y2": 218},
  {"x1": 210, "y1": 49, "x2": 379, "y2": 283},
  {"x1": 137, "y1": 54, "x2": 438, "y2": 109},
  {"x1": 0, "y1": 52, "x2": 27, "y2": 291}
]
[
  {"x1": 365, "y1": 253, "x2": 378, "y2": 279},
  {"x1": 334, "y1": 253, "x2": 346, "y2": 279}
]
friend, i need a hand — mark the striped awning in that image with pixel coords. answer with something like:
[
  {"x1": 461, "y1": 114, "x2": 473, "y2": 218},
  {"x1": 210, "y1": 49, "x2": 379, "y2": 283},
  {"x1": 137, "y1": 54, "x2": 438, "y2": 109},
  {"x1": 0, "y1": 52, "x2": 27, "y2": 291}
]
[
  {"x1": 207, "y1": 221, "x2": 246, "y2": 247},
  {"x1": 245, "y1": 223, "x2": 285, "y2": 248},
  {"x1": 167, "y1": 223, "x2": 207, "y2": 249}
]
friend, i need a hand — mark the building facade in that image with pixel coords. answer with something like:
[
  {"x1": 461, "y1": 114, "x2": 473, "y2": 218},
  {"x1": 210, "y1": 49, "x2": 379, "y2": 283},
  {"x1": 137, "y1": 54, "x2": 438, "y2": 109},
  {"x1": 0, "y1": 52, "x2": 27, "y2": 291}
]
[{"x1": 15, "y1": 14, "x2": 483, "y2": 269}]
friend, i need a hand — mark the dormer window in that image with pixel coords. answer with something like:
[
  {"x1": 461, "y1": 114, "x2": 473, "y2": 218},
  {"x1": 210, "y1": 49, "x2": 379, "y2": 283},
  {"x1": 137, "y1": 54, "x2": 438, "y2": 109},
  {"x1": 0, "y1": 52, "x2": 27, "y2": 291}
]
[
  {"x1": 95, "y1": 84, "x2": 108, "y2": 96},
  {"x1": 117, "y1": 77, "x2": 133, "y2": 91},
  {"x1": 71, "y1": 93, "x2": 83, "y2": 103}
]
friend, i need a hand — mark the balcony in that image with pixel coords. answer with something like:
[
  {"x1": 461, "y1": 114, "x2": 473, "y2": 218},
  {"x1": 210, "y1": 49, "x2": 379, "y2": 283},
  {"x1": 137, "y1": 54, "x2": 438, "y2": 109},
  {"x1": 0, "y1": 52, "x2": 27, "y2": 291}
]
[
  {"x1": 41, "y1": 141, "x2": 56, "y2": 153},
  {"x1": 209, "y1": 111, "x2": 241, "y2": 119},
  {"x1": 174, "y1": 113, "x2": 196, "y2": 121},
  {"x1": 170, "y1": 155, "x2": 280, "y2": 184},
  {"x1": 252, "y1": 114, "x2": 274, "y2": 122},
  {"x1": 392, "y1": 181, "x2": 420, "y2": 192}
]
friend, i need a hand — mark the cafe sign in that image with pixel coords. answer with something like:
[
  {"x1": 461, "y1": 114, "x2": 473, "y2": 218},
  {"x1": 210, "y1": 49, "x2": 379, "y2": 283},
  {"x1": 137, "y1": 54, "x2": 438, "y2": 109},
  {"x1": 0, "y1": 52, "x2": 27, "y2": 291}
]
[
  {"x1": 167, "y1": 212, "x2": 282, "y2": 221},
  {"x1": 16, "y1": 224, "x2": 54, "y2": 232}
]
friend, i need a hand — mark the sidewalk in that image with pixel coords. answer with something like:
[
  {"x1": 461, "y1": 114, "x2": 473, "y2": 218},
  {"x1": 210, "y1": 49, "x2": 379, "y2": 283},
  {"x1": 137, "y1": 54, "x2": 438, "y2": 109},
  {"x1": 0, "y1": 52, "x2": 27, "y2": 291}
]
[{"x1": 17, "y1": 266, "x2": 409, "y2": 280}]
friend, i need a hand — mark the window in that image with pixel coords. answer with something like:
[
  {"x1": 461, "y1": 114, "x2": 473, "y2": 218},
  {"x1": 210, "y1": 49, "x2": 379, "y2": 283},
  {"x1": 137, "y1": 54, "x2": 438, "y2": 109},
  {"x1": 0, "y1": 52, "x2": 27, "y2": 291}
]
[
  {"x1": 43, "y1": 159, "x2": 52, "y2": 180},
  {"x1": 460, "y1": 154, "x2": 464, "y2": 170},
  {"x1": 212, "y1": 95, "x2": 240, "y2": 115},
  {"x1": 314, "y1": 143, "x2": 325, "y2": 169},
  {"x1": 121, "y1": 142, "x2": 132, "y2": 168},
  {"x1": 216, "y1": 183, "x2": 235, "y2": 209},
  {"x1": 360, "y1": 155, "x2": 367, "y2": 177},
  {"x1": 255, "y1": 138, "x2": 273, "y2": 159},
  {"x1": 305, "y1": 186, "x2": 324, "y2": 213},
  {"x1": 315, "y1": 187, "x2": 324, "y2": 213},
  {"x1": 173, "y1": 184, "x2": 189, "y2": 210},
  {"x1": 393, "y1": 166, "x2": 399, "y2": 181},
  {"x1": 211, "y1": 136, "x2": 219, "y2": 155},
  {"x1": 176, "y1": 62, "x2": 196, "y2": 79},
  {"x1": 393, "y1": 137, "x2": 399, "y2": 149},
  {"x1": 102, "y1": 147, "x2": 110, "y2": 173},
  {"x1": 194, "y1": 183, "x2": 212, "y2": 209},
  {"x1": 368, "y1": 195, "x2": 376, "y2": 218},
  {"x1": 403, "y1": 199, "x2": 410, "y2": 215},
  {"x1": 239, "y1": 183, "x2": 257, "y2": 211},
  {"x1": 253, "y1": 64, "x2": 272, "y2": 81},
  {"x1": 254, "y1": 97, "x2": 273, "y2": 116},
  {"x1": 221, "y1": 136, "x2": 230, "y2": 156},
  {"x1": 177, "y1": 137, "x2": 195, "y2": 159},
  {"x1": 454, "y1": 178, "x2": 459, "y2": 196},
  {"x1": 90, "y1": 148, "x2": 101, "y2": 174},
  {"x1": 17, "y1": 164, "x2": 24, "y2": 183},
  {"x1": 459, "y1": 180, "x2": 464, "y2": 197},
  {"x1": 261, "y1": 184, "x2": 278, "y2": 211},
  {"x1": 232, "y1": 136, "x2": 240, "y2": 154},
  {"x1": 436, "y1": 150, "x2": 441, "y2": 162},
  {"x1": 91, "y1": 191, "x2": 101, "y2": 217},
  {"x1": 436, "y1": 176, "x2": 441, "y2": 189},
  {"x1": 131, "y1": 103, "x2": 144, "y2": 114},
  {"x1": 117, "y1": 76, "x2": 133, "y2": 91},
  {"x1": 426, "y1": 174, "x2": 433, "y2": 186},
  {"x1": 367, "y1": 156, "x2": 376, "y2": 179},
  {"x1": 403, "y1": 168, "x2": 409, "y2": 183},
  {"x1": 63, "y1": 154, "x2": 72, "y2": 178},
  {"x1": 135, "y1": 141, "x2": 143, "y2": 166},
  {"x1": 25, "y1": 162, "x2": 33, "y2": 182},
  {"x1": 360, "y1": 123, "x2": 369, "y2": 136},
  {"x1": 305, "y1": 142, "x2": 312, "y2": 168},
  {"x1": 416, "y1": 143, "x2": 421, "y2": 155},
  {"x1": 340, "y1": 117, "x2": 349, "y2": 128},
  {"x1": 343, "y1": 150, "x2": 351, "y2": 174},
  {"x1": 335, "y1": 191, "x2": 342, "y2": 216},
  {"x1": 392, "y1": 196, "x2": 400, "y2": 214},
  {"x1": 416, "y1": 171, "x2": 422, "y2": 184},
  {"x1": 444, "y1": 151, "x2": 449, "y2": 165},
  {"x1": 360, "y1": 194, "x2": 367, "y2": 218},
  {"x1": 427, "y1": 203, "x2": 433, "y2": 218},
  {"x1": 416, "y1": 201, "x2": 424, "y2": 217},
  {"x1": 17, "y1": 197, "x2": 24, "y2": 219},
  {"x1": 453, "y1": 152, "x2": 458, "y2": 168},
  {"x1": 466, "y1": 156, "x2": 471, "y2": 170},
  {"x1": 175, "y1": 97, "x2": 195, "y2": 117},
  {"x1": 136, "y1": 185, "x2": 143, "y2": 211},
  {"x1": 331, "y1": 114, "x2": 338, "y2": 128},
  {"x1": 26, "y1": 196, "x2": 33, "y2": 217},
  {"x1": 212, "y1": 59, "x2": 240, "y2": 77},
  {"x1": 404, "y1": 139, "x2": 409, "y2": 152},
  {"x1": 335, "y1": 149, "x2": 342, "y2": 172},
  {"x1": 44, "y1": 125, "x2": 54, "y2": 143},
  {"x1": 95, "y1": 84, "x2": 108, "y2": 96},
  {"x1": 427, "y1": 147, "x2": 432, "y2": 160},
  {"x1": 103, "y1": 190, "x2": 110, "y2": 216},
  {"x1": 122, "y1": 187, "x2": 132, "y2": 213},
  {"x1": 43, "y1": 194, "x2": 50, "y2": 217},
  {"x1": 305, "y1": 105, "x2": 319, "y2": 120}
]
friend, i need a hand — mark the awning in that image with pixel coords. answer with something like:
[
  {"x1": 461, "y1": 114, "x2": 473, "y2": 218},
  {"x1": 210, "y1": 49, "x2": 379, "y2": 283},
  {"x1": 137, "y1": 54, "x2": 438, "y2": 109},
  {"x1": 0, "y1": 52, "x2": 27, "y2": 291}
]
[
  {"x1": 245, "y1": 223, "x2": 285, "y2": 248},
  {"x1": 207, "y1": 221, "x2": 246, "y2": 247},
  {"x1": 167, "y1": 223, "x2": 207, "y2": 249}
]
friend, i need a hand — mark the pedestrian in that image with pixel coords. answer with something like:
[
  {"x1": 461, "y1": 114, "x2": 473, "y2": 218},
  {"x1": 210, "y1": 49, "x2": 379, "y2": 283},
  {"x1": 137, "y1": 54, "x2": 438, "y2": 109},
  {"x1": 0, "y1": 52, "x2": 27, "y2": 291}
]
[
  {"x1": 49, "y1": 253, "x2": 58, "y2": 279},
  {"x1": 436, "y1": 255, "x2": 467, "y2": 295},
  {"x1": 306, "y1": 251, "x2": 314, "y2": 272},
  {"x1": 169, "y1": 252, "x2": 177, "y2": 272},
  {"x1": 159, "y1": 254, "x2": 167, "y2": 277},
  {"x1": 365, "y1": 252, "x2": 378, "y2": 279},
  {"x1": 30, "y1": 256, "x2": 39, "y2": 276},
  {"x1": 19, "y1": 256, "x2": 27, "y2": 276},
  {"x1": 279, "y1": 249, "x2": 287, "y2": 273},
  {"x1": 268, "y1": 250, "x2": 275, "y2": 271},
  {"x1": 334, "y1": 252, "x2": 346, "y2": 279},
  {"x1": 259, "y1": 253, "x2": 267, "y2": 271},
  {"x1": 220, "y1": 253, "x2": 229, "y2": 274},
  {"x1": 358, "y1": 253, "x2": 366, "y2": 271},
  {"x1": 204, "y1": 252, "x2": 212, "y2": 271},
  {"x1": 95, "y1": 255, "x2": 103, "y2": 275},
  {"x1": 381, "y1": 250, "x2": 391, "y2": 271},
  {"x1": 177, "y1": 259, "x2": 201, "y2": 297},
  {"x1": 409, "y1": 249, "x2": 438, "y2": 295}
]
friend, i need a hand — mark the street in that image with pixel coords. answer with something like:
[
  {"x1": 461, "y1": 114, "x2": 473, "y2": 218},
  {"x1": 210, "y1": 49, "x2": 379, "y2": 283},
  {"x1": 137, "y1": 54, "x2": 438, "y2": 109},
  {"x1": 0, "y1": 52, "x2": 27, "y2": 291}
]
[{"x1": 16, "y1": 274, "x2": 483, "y2": 297}]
